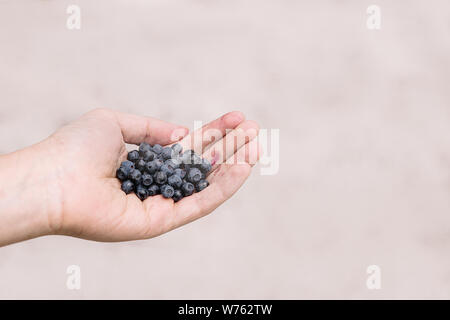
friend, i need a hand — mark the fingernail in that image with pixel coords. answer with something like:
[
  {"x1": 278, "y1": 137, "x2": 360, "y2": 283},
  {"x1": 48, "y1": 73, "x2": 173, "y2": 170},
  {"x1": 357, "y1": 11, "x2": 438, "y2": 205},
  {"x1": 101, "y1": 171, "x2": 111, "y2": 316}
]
[
  {"x1": 223, "y1": 111, "x2": 245, "y2": 125},
  {"x1": 171, "y1": 127, "x2": 189, "y2": 142}
]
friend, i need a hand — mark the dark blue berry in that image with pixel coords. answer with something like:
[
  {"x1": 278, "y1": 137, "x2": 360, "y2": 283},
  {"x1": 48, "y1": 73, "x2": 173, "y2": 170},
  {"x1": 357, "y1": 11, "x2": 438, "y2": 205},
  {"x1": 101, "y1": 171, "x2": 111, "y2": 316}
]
[
  {"x1": 118, "y1": 161, "x2": 134, "y2": 180},
  {"x1": 196, "y1": 179, "x2": 209, "y2": 192},
  {"x1": 154, "y1": 171, "x2": 167, "y2": 185},
  {"x1": 172, "y1": 189, "x2": 183, "y2": 202},
  {"x1": 171, "y1": 143, "x2": 183, "y2": 155},
  {"x1": 139, "y1": 142, "x2": 152, "y2": 154},
  {"x1": 145, "y1": 159, "x2": 162, "y2": 174},
  {"x1": 152, "y1": 144, "x2": 163, "y2": 154},
  {"x1": 181, "y1": 150, "x2": 193, "y2": 165},
  {"x1": 181, "y1": 182, "x2": 195, "y2": 196},
  {"x1": 136, "y1": 159, "x2": 146, "y2": 171},
  {"x1": 168, "y1": 174, "x2": 182, "y2": 189},
  {"x1": 161, "y1": 147, "x2": 173, "y2": 160},
  {"x1": 165, "y1": 159, "x2": 180, "y2": 170},
  {"x1": 129, "y1": 169, "x2": 142, "y2": 184},
  {"x1": 147, "y1": 184, "x2": 160, "y2": 196},
  {"x1": 127, "y1": 150, "x2": 140, "y2": 162},
  {"x1": 141, "y1": 173, "x2": 153, "y2": 186},
  {"x1": 121, "y1": 160, "x2": 135, "y2": 171},
  {"x1": 199, "y1": 158, "x2": 212, "y2": 173},
  {"x1": 191, "y1": 154, "x2": 202, "y2": 165},
  {"x1": 136, "y1": 185, "x2": 148, "y2": 200},
  {"x1": 155, "y1": 159, "x2": 163, "y2": 167},
  {"x1": 187, "y1": 167, "x2": 202, "y2": 183},
  {"x1": 161, "y1": 184, "x2": 175, "y2": 198},
  {"x1": 116, "y1": 167, "x2": 128, "y2": 181},
  {"x1": 142, "y1": 150, "x2": 155, "y2": 161},
  {"x1": 159, "y1": 164, "x2": 174, "y2": 176},
  {"x1": 173, "y1": 168, "x2": 186, "y2": 179},
  {"x1": 121, "y1": 180, "x2": 134, "y2": 194}
]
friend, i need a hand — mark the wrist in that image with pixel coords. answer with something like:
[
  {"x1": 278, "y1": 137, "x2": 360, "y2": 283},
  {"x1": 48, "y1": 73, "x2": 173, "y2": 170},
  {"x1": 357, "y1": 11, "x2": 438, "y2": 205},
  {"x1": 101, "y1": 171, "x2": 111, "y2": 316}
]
[{"x1": 0, "y1": 139, "x2": 62, "y2": 246}]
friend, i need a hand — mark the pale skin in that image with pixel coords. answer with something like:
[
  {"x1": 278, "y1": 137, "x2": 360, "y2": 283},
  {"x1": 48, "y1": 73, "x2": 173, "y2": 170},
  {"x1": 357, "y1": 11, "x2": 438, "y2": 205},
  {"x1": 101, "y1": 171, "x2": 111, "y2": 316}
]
[{"x1": 0, "y1": 108, "x2": 261, "y2": 247}]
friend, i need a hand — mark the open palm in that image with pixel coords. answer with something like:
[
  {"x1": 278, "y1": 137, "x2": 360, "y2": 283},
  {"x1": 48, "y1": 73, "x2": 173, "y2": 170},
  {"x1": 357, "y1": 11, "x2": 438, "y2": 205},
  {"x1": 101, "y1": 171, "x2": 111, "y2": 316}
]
[{"x1": 48, "y1": 108, "x2": 260, "y2": 241}]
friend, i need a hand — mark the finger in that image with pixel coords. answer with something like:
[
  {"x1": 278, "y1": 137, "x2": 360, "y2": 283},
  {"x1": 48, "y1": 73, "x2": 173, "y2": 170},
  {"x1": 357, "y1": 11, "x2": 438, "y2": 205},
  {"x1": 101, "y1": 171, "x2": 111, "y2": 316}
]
[
  {"x1": 177, "y1": 111, "x2": 245, "y2": 153},
  {"x1": 115, "y1": 110, "x2": 189, "y2": 145},
  {"x1": 169, "y1": 163, "x2": 252, "y2": 231},
  {"x1": 203, "y1": 120, "x2": 259, "y2": 170},
  {"x1": 91, "y1": 108, "x2": 189, "y2": 145}
]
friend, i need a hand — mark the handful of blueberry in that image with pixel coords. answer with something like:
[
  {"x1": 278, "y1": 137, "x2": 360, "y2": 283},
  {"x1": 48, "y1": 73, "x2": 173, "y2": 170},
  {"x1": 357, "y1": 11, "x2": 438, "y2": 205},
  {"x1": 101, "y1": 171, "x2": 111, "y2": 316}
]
[{"x1": 116, "y1": 142, "x2": 211, "y2": 202}]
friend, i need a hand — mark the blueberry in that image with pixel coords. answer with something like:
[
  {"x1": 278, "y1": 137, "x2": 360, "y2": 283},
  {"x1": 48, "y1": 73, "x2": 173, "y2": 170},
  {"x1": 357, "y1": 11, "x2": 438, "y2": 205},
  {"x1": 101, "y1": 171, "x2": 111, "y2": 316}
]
[
  {"x1": 161, "y1": 147, "x2": 173, "y2": 160},
  {"x1": 136, "y1": 185, "x2": 148, "y2": 200},
  {"x1": 173, "y1": 168, "x2": 186, "y2": 179},
  {"x1": 165, "y1": 159, "x2": 180, "y2": 170},
  {"x1": 196, "y1": 179, "x2": 209, "y2": 192},
  {"x1": 159, "y1": 164, "x2": 174, "y2": 176},
  {"x1": 116, "y1": 167, "x2": 129, "y2": 181},
  {"x1": 127, "y1": 150, "x2": 140, "y2": 162},
  {"x1": 181, "y1": 150, "x2": 193, "y2": 165},
  {"x1": 191, "y1": 153, "x2": 202, "y2": 165},
  {"x1": 121, "y1": 180, "x2": 134, "y2": 194},
  {"x1": 152, "y1": 144, "x2": 163, "y2": 154},
  {"x1": 154, "y1": 171, "x2": 167, "y2": 185},
  {"x1": 187, "y1": 167, "x2": 202, "y2": 183},
  {"x1": 155, "y1": 158, "x2": 163, "y2": 167},
  {"x1": 117, "y1": 160, "x2": 135, "y2": 180},
  {"x1": 135, "y1": 159, "x2": 146, "y2": 171},
  {"x1": 121, "y1": 160, "x2": 135, "y2": 171},
  {"x1": 181, "y1": 182, "x2": 195, "y2": 196},
  {"x1": 171, "y1": 143, "x2": 183, "y2": 155},
  {"x1": 147, "y1": 184, "x2": 160, "y2": 196},
  {"x1": 145, "y1": 159, "x2": 162, "y2": 174},
  {"x1": 129, "y1": 169, "x2": 142, "y2": 184},
  {"x1": 141, "y1": 173, "x2": 153, "y2": 186},
  {"x1": 139, "y1": 142, "x2": 152, "y2": 154},
  {"x1": 199, "y1": 158, "x2": 212, "y2": 173},
  {"x1": 141, "y1": 150, "x2": 155, "y2": 161},
  {"x1": 161, "y1": 184, "x2": 175, "y2": 198},
  {"x1": 172, "y1": 189, "x2": 183, "y2": 202},
  {"x1": 168, "y1": 174, "x2": 182, "y2": 189}
]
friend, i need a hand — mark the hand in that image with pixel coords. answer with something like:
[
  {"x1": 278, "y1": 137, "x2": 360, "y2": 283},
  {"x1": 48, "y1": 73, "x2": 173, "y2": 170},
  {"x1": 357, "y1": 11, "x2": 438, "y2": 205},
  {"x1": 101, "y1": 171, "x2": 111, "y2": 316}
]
[{"x1": 0, "y1": 108, "x2": 260, "y2": 245}]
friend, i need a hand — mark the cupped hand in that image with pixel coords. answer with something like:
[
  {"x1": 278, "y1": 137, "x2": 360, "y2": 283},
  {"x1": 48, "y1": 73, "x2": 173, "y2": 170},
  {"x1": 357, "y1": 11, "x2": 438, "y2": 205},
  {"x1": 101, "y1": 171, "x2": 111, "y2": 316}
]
[{"x1": 45, "y1": 108, "x2": 260, "y2": 241}]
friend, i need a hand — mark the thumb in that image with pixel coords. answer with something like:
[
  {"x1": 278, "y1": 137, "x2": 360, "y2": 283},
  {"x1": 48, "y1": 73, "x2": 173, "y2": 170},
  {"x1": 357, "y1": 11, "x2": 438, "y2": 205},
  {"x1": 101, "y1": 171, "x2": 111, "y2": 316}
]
[{"x1": 90, "y1": 108, "x2": 189, "y2": 145}]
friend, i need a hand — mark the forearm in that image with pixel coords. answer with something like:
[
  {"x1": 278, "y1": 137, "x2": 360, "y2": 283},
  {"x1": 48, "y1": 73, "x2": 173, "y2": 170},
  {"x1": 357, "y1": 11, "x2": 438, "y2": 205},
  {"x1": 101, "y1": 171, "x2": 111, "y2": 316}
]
[{"x1": 0, "y1": 141, "x2": 59, "y2": 246}]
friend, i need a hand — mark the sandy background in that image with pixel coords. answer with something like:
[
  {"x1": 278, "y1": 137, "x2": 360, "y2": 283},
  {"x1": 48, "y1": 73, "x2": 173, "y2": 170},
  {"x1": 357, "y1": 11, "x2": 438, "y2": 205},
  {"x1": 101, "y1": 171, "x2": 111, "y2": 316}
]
[{"x1": 1, "y1": 0, "x2": 450, "y2": 299}]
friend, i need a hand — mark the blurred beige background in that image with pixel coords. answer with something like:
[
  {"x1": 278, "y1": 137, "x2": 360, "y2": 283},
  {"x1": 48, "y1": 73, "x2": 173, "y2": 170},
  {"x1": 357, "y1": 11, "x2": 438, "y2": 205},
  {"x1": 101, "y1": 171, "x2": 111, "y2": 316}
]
[{"x1": 1, "y1": 0, "x2": 450, "y2": 299}]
